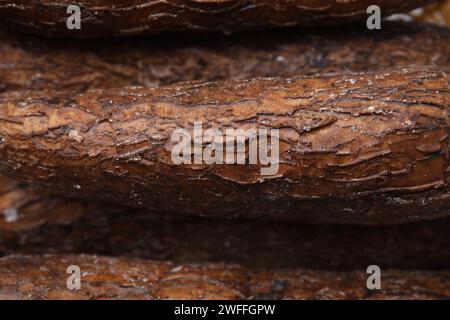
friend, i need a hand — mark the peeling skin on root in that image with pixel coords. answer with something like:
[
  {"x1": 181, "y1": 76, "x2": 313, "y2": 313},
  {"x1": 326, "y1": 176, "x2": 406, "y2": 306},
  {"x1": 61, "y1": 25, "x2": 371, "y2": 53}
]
[
  {"x1": 0, "y1": 21, "x2": 449, "y2": 93},
  {"x1": 0, "y1": 255, "x2": 448, "y2": 300},
  {"x1": 0, "y1": 66, "x2": 449, "y2": 223},
  {"x1": 0, "y1": 0, "x2": 436, "y2": 37}
]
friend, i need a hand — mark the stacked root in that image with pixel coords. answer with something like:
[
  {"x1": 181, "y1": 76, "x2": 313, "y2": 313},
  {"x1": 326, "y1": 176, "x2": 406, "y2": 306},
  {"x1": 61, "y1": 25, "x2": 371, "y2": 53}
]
[{"x1": 0, "y1": 1, "x2": 449, "y2": 300}]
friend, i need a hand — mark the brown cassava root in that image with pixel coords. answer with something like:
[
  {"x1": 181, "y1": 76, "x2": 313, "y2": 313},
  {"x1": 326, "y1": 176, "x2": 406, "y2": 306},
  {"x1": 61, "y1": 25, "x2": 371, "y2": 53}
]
[{"x1": 0, "y1": 66, "x2": 449, "y2": 223}]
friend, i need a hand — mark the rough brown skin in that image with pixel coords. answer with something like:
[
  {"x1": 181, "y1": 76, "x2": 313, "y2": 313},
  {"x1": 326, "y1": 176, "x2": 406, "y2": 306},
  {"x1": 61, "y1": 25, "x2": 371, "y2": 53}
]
[
  {"x1": 2, "y1": 23, "x2": 449, "y2": 224},
  {"x1": 1, "y1": 22, "x2": 449, "y2": 93},
  {"x1": 1, "y1": 178, "x2": 450, "y2": 269},
  {"x1": 0, "y1": 23, "x2": 449, "y2": 225},
  {"x1": 249, "y1": 269, "x2": 450, "y2": 300},
  {"x1": 0, "y1": 66, "x2": 449, "y2": 224},
  {"x1": 0, "y1": 255, "x2": 448, "y2": 300},
  {"x1": 0, "y1": 255, "x2": 248, "y2": 300},
  {"x1": 0, "y1": 0, "x2": 436, "y2": 38}
]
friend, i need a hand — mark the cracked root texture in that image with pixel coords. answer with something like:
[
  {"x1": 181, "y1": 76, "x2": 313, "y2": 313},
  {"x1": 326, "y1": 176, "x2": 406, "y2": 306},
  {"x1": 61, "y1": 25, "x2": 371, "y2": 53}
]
[
  {"x1": 0, "y1": 66, "x2": 449, "y2": 223},
  {"x1": 0, "y1": 0, "x2": 436, "y2": 37},
  {"x1": 0, "y1": 23, "x2": 449, "y2": 224},
  {"x1": 0, "y1": 22, "x2": 449, "y2": 93},
  {"x1": 0, "y1": 255, "x2": 449, "y2": 300}
]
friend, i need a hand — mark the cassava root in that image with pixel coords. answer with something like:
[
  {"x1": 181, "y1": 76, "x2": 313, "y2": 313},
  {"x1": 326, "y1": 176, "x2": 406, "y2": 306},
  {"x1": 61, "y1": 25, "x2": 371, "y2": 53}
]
[
  {"x1": 1, "y1": 22, "x2": 449, "y2": 93},
  {"x1": 1, "y1": 177, "x2": 450, "y2": 269},
  {"x1": 0, "y1": 66, "x2": 449, "y2": 223},
  {"x1": 0, "y1": 255, "x2": 448, "y2": 300},
  {"x1": 0, "y1": 0, "x2": 436, "y2": 37}
]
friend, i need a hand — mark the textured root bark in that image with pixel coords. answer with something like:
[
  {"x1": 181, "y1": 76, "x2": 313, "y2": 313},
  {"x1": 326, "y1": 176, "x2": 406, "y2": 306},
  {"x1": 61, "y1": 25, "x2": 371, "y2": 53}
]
[
  {"x1": 1, "y1": 22, "x2": 448, "y2": 93},
  {"x1": 0, "y1": 0, "x2": 436, "y2": 37},
  {"x1": 1, "y1": 177, "x2": 450, "y2": 269},
  {"x1": 0, "y1": 255, "x2": 448, "y2": 300},
  {"x1": 0, "y1": 66, "x2": 449, "y2": 223},
  {"x1": 0, "y1": 22, "x2": 449, "y2": 226}
]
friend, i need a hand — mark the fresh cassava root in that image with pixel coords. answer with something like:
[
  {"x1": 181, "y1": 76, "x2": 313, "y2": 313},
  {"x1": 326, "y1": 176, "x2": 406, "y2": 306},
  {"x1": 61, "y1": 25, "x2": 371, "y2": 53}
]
[
  {"x1": 1, "y1": 177, "x2": 450, "y2": 269},
  {"x1": 0, "y1": 0, "x2": 436, "y2": 37},
  {"x1": 0, "y1": 255, "x2": 448, "y2": 300},
  {"x1": 0, "y1": 68, "x2": 450, "y2": 223},
  {"x1": 0, "y1": 66, "x2": 449, "y2": 224},
  {"x1": 1, "y1": 21, "x2": 449, "y2": 93}
]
